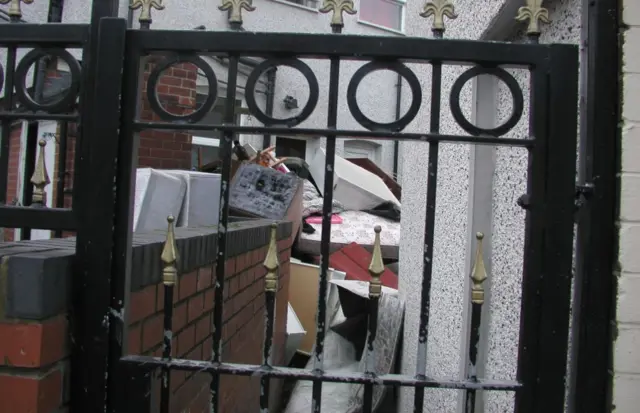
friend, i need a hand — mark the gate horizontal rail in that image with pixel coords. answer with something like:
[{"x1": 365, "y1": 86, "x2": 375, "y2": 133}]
[{"x1": 119, "y1": 357, "x2": 522, "y2": 390}]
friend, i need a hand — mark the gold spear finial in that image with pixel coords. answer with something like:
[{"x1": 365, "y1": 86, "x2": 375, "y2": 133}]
[
  {"x1": 219, "y1": 0, "x2": 256, "y2": 27},
  {"x1": 515, "y1": 0, "x2": 550, "y2": 37},
  {"x1": 368, "y1": 226, "x2": 385, "y2": 298},
  {"x1": 130, "y1": 0, "x2": 165, "y2": 28},
  {"x1": 161, "y1": 215, "x2": 179, "y2": 285},
  {"x1": 319, "y1": 0, "x2": 356, "y2": 32},
  {"x1": 419, "y1": 0, "x2": 457, "y2": 34},
  {"x1": 470, "y1": 232, "x2": 488, "y2": 305},
  {"x1": 0, "y1": 0, "x2": 33, "y2": 21},
  {"x1": 30, "y1": 139, "x2": 50, "y2": 207},
  {"x1": 264, "y1": 223, "x2": 279, "y2": 293}
]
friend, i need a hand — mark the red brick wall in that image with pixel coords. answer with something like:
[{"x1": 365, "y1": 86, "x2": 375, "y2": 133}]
[
  {"x1": 0, "y1": 239, "x2": 291, "y2": 413},
  {"x1": 0, "y1": 315, "x2": 69, "y2": 413},
  {"x1": 52, "y1": 122, "x2": 76, "y2": 211},
  {"x1": 138, "y1": 60, "x2": 197, "y2": 170},
  {"x1": 131, "y1": 242, "x2": 291, "y2": 413},
  {"x1": 3, "y1": 124, "x2": 23, "y2": 241}
]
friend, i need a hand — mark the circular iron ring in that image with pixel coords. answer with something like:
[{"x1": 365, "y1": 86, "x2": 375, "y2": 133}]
[
  {"x1": 15, "y1": 48, "x2": 81, "y2": 113},
  {"x1": 450, "y1": 66, "x2": 524, "y2": 136},
  {"x1": 146, "y1": 54, "x2": 218, "y2": 123},
  {"x1": 347, "y1": 61, "x2": 422, "y2": 132},
  {"x1": 245, "y1": 58, "x2": 319, "y2": 126}
]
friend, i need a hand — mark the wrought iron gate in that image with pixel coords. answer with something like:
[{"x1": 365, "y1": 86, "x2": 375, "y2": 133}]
[{"x1": 0, "y1": 0, "x2": 579, "y2": 412}]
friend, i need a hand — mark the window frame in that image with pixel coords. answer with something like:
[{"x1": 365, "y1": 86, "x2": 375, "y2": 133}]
[
  {"x1": 357, "y1": 0, "x2": 406, "y2": 33},
  {"x1": 191, "y1": 96, "x2": 244, "y2": 169},
  {"x1": 272, "y1": 0, "x2": 320, "y2": 12}
]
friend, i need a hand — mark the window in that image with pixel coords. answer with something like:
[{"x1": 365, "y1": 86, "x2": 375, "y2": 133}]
[
  {"x1": 359, "y1": 0, "x2": 405, "y2": 31},
  {"x1": 191, "y1": 96, "x2": 242, "y2": 169},
  {"x1": 278, "y1": 0, "x2": 319, "y2": 9},
  {"x1": 344, "y1": 140, "x2": 381, "y2": 163},
  {"x1": 276, "y1": 137, "x2": 307, "y2": 159}
]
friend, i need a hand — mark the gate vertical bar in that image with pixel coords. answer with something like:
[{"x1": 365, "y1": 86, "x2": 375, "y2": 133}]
[
  {"x1": 533, "y1": 43, "x2": 579, "y2": 413},
  {"x1": 311, "y1": 51, "x2": 339, "y2": 412},
  {"x1": 261, "y1": 223, "x2": 280, "y2": 412},
  {"x1": 111, "y1": 21, "x2": 144, "y2": 413},
  {"x1": 569, "y1": 0, "x2": 620, "y2": 409},
  {"x1": 514, "y1": 61, "x2": 551, "y2": 413},
  {"x1": 464, "y1": 232, "x2": 488, "y2": 413},
  {"x1": 211, "y1": 54, "x2": 239, "y2": 413},
  {"x1": 363, "y1": 226, "x2": 384, "y2": 413},
  {"x1": 414, "y1": 3, "x2": 456, "y2": 410},
  {"x1": 160, "y1": 215, "x2": 178, "y2": 413},
  {"x1": 71, "y1": 14, "x2": 126, "y2": 413}
]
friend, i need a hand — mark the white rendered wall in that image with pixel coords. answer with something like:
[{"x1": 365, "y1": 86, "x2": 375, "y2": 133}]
[
  {"x1": 398, "y1": 0, "x2": 580, "y2": 412},
  {"x1": 614, "y1": 0, "x2": 640, "y2": 411}
]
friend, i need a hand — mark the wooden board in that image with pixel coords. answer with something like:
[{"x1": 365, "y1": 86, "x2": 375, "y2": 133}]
[{"x1": 288, "y1": 261, "x2": 322, "y2": 354}]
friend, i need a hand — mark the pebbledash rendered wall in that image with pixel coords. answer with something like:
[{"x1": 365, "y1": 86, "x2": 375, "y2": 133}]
[
  {"x1": 0, "y1": 219, "x2": 292, "y2": 413},
  {"x1": 398, "y1": 0, "x2": 581, "y2": 412}
]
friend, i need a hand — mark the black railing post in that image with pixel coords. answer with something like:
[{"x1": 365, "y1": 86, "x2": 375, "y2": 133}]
[{"x1": 70, "y1": 13, "x2": 125, "y2": 413}]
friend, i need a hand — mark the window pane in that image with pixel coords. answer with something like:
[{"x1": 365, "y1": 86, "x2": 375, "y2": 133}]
[
  {"x1": 276, "y1": 137, "x2": 307, "y2": 159},
  {"x1": 192, "y1": 145, "x2": 220, "y2": 169},
  {"x1": 360, "y1": 0, "x2": 403, "y2": 31}
]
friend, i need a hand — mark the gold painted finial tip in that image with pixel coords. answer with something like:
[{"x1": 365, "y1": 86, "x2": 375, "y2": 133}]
[
  {"x1": 271, "y1": 222, "x2": 277, "y2": 229},
  {"x1": 38, "y1": 139, "x2": 46, "y2": 146},
  {"x1": 374, "y1": 225, "x2": 382, "y2": 234},
  {"x1": 476, "y1": 232, "x2": 484, "y2": 240},
  {"x1": 167, "y1": 215, "x2": 175, "y2": 223}
]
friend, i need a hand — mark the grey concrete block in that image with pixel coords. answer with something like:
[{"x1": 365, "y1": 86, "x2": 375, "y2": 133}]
[{"x1": 6, "y1": 249, "x2": 74, "y2": 320}]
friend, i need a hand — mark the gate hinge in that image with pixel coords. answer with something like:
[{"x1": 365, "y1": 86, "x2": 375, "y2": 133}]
[
  {"x1": 516, "y1": 183, "x2": 594, "y2": 214},
  {"x1": 574, "y1": 182, "x2": 594, "y2": 215}
]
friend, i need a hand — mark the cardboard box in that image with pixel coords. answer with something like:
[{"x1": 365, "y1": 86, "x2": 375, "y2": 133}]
[
  {"x1": 288, "y1": 259, "x2": 346, "y2": 354},
  {"x1": 133, "y1": 168, "x2": 186, "y2": 232},
  {"x1": 162, "y1": 170, "x2": 222, "y2": 228},
  {"x1": 229, "y1": 163, "x2": 303, "y2": 241}
]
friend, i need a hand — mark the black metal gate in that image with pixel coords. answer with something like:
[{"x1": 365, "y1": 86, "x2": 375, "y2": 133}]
[{"x1": 0, "y1": 0, "x2": 580, "y2": 412}]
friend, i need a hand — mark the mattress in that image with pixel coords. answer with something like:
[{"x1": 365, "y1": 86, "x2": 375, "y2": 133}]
[{"x1": 297, "y1": 210, "x2": 400, "y2": 259}]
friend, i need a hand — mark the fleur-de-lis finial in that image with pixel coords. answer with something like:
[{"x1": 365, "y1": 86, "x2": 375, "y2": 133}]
[
  {"x1": 130, "y1": 0, "x2": 165, "y2": 29},
  {"x1": 161, "y1": 215, "x2": 179, "y2": 285},
  {"x1": 319, "y1": 0, "x2": 356, "y2": 33},
  {"x1": 219, "y1": 0, "x2": 256, "y2": 28},
  {"x1": 263, "y1": 223, "x2": 279, "y2": 293},
  {"x1": 419, "y1": 0, "x2": 457, "y2": 34},
  {"x1": 515, "y1": 0, "x2": 550, "y2": 37},
  {"x1": 368, "y1": 226, "x2": 385, "y2": 298},
  {"x1": 470, "y1": 232, "x2": 488, "y2": 305},
  {"x1": 30, "y1": 140, "x2": 50, "y2": 207},
  {"x1": 0, "y1": 0, "x2": 33, "y2": 21}
]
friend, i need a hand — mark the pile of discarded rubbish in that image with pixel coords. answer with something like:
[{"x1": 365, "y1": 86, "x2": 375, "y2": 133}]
[{"x1": 131, "y1": 141, "x2": 405, "y2": 412}]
